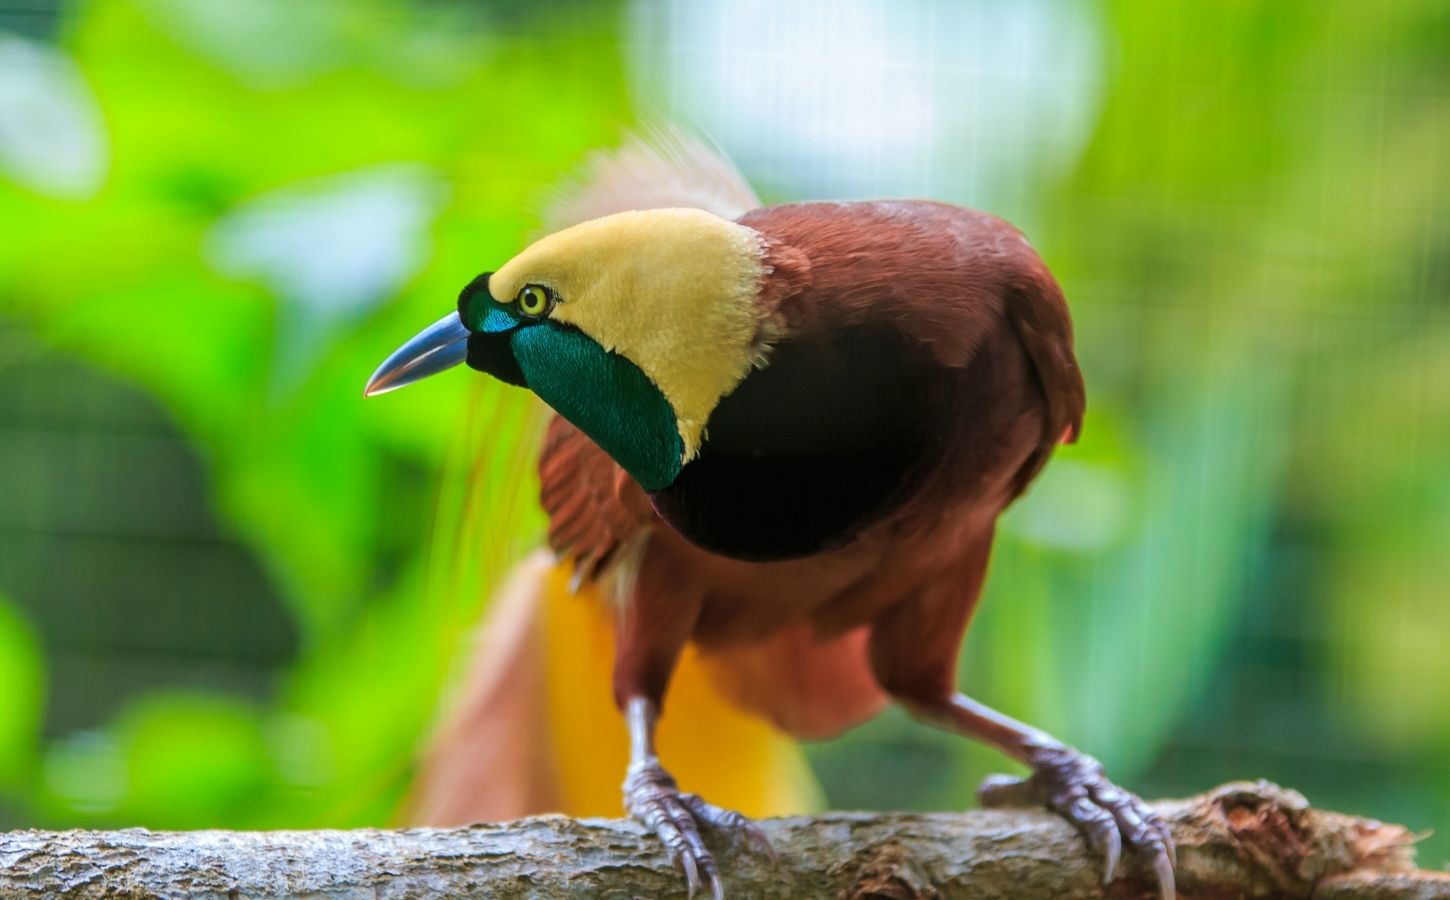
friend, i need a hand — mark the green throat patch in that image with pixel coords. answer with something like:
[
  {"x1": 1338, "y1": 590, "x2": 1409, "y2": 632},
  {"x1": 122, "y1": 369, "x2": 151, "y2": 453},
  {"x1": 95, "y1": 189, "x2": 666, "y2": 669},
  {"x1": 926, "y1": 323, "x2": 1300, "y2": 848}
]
[{"x1": 511, "y1": 323, "x2": 683, "y2": 492}]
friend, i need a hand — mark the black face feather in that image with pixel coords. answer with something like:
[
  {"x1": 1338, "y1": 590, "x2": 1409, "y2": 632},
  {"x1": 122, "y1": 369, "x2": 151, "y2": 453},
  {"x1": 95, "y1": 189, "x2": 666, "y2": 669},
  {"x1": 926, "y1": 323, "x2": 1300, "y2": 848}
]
[
  {"x1": 465, "y1": 331, "x2": 527, "y2": 387},
  {"x1": 456, "y1": 271, "x2": 493, "y2": 320},
  {"x1": 649, "y1": 324, "x2": 948, "y2": 561},
  {"x1": 454, "y1": 271, "x2": 524, "y2": 387}
]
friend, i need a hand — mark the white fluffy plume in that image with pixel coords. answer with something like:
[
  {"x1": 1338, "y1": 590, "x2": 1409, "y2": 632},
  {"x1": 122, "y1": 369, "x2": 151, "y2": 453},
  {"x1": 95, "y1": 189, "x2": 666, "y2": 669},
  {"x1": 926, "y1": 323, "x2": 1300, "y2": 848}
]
[{"x1": 542, "y1": 125, "x2": 761, "y2": 233}]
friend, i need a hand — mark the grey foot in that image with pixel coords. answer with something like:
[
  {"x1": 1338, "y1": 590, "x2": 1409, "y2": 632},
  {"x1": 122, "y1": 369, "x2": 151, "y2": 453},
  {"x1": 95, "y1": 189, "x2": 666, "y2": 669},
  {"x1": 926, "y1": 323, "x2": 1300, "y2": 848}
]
[
  {"x1": 979, "y1": 743, "x2": 1176, "y2": 900},
  {"x1": 624, "y1": 760, "x2": 775, "y2": 899}
]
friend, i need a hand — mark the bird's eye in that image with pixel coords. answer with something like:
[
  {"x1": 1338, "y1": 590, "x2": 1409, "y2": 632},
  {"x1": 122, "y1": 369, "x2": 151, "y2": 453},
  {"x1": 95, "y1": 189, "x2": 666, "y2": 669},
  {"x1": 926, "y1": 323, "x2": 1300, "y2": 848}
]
[{"x1": 517, "y1": 284, "x2": 554, "y2": 318}]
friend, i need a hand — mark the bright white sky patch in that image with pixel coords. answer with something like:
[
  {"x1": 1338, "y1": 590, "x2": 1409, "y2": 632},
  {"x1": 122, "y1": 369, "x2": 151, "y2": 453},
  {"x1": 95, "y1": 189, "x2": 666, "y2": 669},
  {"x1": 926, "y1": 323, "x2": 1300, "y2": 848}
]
[
  {"x1": 205, "y1": 164, "x2": 446, "y2": 389},
  {"x1": 628, "y1": 0, "x2": 1103, "y2": 214},
  {"x1": 0, "y1": 36, "x2": 108, "y2": 200},
  {"x1": 206, "y1": 163, "x2": 444, "y2": 318}
]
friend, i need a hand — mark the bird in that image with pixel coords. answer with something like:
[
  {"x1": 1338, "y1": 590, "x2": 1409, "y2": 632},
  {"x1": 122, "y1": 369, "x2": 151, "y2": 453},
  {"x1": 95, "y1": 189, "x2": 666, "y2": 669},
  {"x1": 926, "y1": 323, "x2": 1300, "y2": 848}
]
[{"x1": 366, "y1": 129, "x2": 1176, "y2": 900}]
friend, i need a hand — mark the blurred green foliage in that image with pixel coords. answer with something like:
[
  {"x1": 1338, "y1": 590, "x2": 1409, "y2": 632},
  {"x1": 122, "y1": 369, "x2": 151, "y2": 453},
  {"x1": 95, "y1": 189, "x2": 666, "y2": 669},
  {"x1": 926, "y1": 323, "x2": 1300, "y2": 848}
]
[
  {"x1": 1, "y1": 0, "x2": 602, "y2": 828},
  {"x1": 0, "y1": 0, "x2": 1447, "y2": 867}
]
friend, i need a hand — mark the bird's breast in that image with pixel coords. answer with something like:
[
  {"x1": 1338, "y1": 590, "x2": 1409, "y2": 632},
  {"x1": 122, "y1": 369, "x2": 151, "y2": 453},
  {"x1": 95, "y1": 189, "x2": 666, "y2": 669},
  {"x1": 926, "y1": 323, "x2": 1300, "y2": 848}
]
[{"x1": 649, "y1": 323, "x2": 949, "y2": 561}]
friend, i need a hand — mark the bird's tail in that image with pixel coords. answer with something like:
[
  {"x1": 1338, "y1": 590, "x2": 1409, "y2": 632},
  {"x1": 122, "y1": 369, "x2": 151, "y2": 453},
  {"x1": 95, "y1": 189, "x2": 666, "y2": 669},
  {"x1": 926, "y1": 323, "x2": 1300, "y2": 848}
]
[{"x1": 407, "y1": 550, "x2": 824, "y2": 824}]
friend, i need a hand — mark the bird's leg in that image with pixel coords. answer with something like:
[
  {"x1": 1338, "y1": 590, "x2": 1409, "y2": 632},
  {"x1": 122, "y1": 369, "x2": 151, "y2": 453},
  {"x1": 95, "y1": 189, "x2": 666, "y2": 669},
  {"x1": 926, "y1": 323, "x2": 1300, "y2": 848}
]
[
  {"x1": 899, "y1": 693, "x2": 1176, "y2": 900},
  {"x1": 867, "y1": 530, "x2": 1176, "y2": 900},
  {"x1": 614, "y1": 559, "x2": 772, "y2": 900},
  {"x1": 621, "y1": 696, "x2": 774, "y2": 900}
]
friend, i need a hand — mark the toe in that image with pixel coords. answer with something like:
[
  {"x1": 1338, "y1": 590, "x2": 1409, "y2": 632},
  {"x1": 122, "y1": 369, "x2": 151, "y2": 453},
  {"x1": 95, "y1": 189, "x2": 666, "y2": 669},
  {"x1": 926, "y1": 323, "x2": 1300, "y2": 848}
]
[
  {"x1": 1148, "y1": 812, "x2": 1177, "y2": 867},
  {"x1": 1084, "y1": 781, "x2": 1177, "y2": 900},
  {"x1": 664, "y1": 803, "x2": 715, "y2": 893},
  {"x1": 706, "y1": 868, "x2": 725, "y2": 900},
  {"x1": 676, "y1": 843, "x2": 700, "y2": 899},
  {"x1": 649, "y1": 812, "x2": 690, "y2": 869},
  {"x1": 1150, "y1": 845, "x2": 1176, "y2": 900},
  {"x1": 1094, "y1": 785, "x2": 1149, "y2": 842},
  {"x1": 976, "y1": 773, "x2": 1036, "y2": 808},
  {"x1": 681, "y1": 793, "x2": 776, "y2": 864},
  {"x1": 999, "y1": 748, "x2": 1178, "y2": 900},
  {"x1": 1045, "y1": 785, "x2": 1121, "y2": 883}
]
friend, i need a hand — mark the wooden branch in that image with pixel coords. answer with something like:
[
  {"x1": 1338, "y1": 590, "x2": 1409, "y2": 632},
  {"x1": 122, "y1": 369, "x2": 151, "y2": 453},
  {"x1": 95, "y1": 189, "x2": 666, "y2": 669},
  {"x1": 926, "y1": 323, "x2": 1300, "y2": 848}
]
[{"x1": 1, "y1": 782, "x2": 1446, "y2": 898}]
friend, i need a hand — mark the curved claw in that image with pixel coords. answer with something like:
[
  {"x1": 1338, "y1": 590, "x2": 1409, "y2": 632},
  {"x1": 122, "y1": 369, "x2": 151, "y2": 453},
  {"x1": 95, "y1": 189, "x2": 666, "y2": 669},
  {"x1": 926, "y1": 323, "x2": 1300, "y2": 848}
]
[
  {"x1": 978, "y1": 747, "x2": 1177, "y2": 900},
  {"x1": 1155, "y1": 815, "x2": 1178, "y2": 868},
  {"x1": 1151, "y1": 849, "x2": 1177, "y2": 900},
  {"x1": 1069, "y1": 794, "x2": 1122, "y2": 883},
  {"x1": 678, "y1": 847, "x2": 701, "y2": 899}
]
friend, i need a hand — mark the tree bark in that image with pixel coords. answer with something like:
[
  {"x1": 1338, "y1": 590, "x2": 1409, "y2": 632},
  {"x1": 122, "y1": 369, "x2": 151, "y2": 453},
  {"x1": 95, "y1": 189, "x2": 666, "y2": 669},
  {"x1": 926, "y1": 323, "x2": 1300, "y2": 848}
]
[{"x1": 0, "y1": 782, "x2": 1445, "y2": 898}]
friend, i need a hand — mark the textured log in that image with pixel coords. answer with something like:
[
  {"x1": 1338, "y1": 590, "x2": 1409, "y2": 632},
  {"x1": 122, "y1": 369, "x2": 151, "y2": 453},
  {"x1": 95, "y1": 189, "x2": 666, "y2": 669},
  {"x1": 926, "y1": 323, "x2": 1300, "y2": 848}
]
[{"x1": 0, "y1": 782, "x2": 1446, "y2": 898}]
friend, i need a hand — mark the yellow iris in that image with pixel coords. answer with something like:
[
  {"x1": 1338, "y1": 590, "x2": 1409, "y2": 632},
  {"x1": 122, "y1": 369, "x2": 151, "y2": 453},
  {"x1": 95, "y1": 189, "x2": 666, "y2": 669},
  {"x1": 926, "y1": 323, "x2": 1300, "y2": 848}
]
[{"x1": 518, "y1": 284, "x2": 552, "y2": 317}]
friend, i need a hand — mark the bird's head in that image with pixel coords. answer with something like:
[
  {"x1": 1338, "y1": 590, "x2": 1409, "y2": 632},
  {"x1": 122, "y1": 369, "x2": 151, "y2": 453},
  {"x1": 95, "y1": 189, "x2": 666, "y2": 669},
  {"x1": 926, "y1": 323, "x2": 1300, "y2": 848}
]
[{"x1": 366, "y1": 208, "x2": 772, "y2": 491}]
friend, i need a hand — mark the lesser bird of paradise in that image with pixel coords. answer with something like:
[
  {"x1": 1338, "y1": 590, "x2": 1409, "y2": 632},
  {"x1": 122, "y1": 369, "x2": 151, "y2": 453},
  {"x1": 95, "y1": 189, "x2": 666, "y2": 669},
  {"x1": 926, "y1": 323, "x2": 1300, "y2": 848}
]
[{"x1": 368, "y1": 131, "x2": 1175, "y2": 900}]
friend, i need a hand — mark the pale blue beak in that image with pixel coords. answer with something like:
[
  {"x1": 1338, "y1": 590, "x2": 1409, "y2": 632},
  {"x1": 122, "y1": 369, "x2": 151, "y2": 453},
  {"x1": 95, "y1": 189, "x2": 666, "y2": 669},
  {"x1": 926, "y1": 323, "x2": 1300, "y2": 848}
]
[{"x1": 364, "y1": 312, "x2": 470, "y2": 396}]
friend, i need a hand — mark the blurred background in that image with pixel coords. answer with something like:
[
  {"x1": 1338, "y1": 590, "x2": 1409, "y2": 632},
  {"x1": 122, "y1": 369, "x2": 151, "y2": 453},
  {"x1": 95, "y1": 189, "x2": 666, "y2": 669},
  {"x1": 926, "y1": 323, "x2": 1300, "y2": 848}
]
[{"x1": 1, "y1": 0, "x2": 1447, "y2": 865}]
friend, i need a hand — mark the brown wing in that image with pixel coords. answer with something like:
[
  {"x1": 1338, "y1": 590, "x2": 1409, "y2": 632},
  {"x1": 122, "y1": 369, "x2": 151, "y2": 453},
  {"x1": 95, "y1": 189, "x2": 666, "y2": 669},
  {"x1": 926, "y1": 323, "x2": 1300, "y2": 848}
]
[
  {"x1": 537, "y1": 414, "x2": 653, "y2": 584},
  {"x1": 743, "y1": 200, "x2": 1086, "y2": 498},
  {"x1": 1000, "y1": 245, "x2": 1087, "y2": 494}
]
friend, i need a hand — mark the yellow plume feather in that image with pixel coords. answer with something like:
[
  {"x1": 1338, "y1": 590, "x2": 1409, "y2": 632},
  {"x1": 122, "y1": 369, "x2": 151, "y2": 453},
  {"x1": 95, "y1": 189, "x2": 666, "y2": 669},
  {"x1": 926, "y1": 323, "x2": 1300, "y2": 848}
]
[{"x1": 409, "y1": 552, "x2": 821, "y2": 824}]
